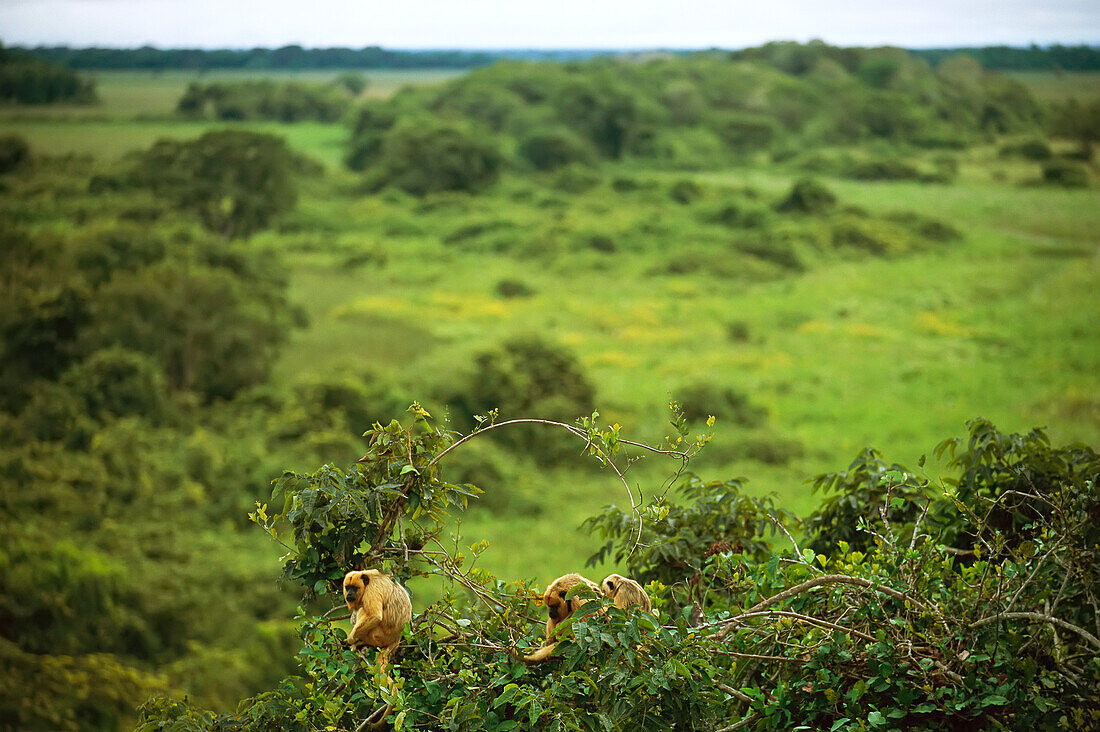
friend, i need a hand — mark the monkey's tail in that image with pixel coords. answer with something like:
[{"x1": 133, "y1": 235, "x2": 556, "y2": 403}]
[{"x1": 520, "y1": 642, "x2": 558, "y2": 664}]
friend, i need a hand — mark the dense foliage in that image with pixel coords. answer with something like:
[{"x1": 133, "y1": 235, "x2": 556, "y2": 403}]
[
  {"x1": 0, "y1": 148, "x2": 378, "y2": 730},
  {"x1": 135, "y1": 415, "x2": 1099, "y2": 730}
]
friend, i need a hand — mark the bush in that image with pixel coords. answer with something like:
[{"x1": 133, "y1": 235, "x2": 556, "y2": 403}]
[
  {"x1": 999, "y1": 137, "x2": 1054, "y2": 160},
  {"x1": 518, "y1": 126, "x2": 595, "y2": 170},
  {"x1": 364, "y1": 120, "x2": 503, "y2": 196},
  {"x1": 675, "y1": 382, "x2": 767, "y2": 427},
  {"x1": 584, "y1": 233, "x2": 616, "y2": 253},
  {"x1": 669, "y1": 178, "x2": 703, "y2": 204},
  {"x1": 0, "y1": 134, "x2": 30, "y2": 173},
  {"x1": 451, "y1": 336, "x2": 596, "y2": 461},
  {"x1": 775, "y1": 177, "x2": 836, "y2": 214},
  {"x1": 495, "y1": 279, "x2": 536, "y2": 298},
  {"x1": 1042, "y1": 159, "x2": 1090, "y2": 187},
  {"x1": 831, "y1": 217, "x2": 916, "y2": 256},
  {"x1": 843, "y1": 158, "x2": 921, "y2": 181},
  {"x1": 710, "y1": 110, "x2": 778, "y2": 151}
]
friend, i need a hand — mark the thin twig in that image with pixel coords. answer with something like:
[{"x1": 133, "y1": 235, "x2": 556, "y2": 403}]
[{"x1": 722, "y1": 610, "x2": 876, "y2": 643}]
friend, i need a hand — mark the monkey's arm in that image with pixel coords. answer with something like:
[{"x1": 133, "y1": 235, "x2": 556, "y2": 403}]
[{"x1": 346, "y1": 607, "x2": 384, "y2": 648}]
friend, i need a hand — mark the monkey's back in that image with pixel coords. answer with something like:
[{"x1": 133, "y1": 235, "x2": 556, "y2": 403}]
[{"x1": 371, "y1": 580, "x2": 411, "y2": 648}]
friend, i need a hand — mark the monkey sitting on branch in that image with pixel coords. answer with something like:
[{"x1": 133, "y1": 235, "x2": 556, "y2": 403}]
[
  {"x1": 520, "y1": 573, "x2": 601, "y2": 663},
  {"x1": 601, "y1": 573, "x2": 653, "y2": 613},
  {"x1": 342, "y1": 569, "x2": 412, "y2": 668}
]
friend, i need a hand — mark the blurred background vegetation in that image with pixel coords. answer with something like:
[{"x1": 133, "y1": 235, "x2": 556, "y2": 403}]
[{"x1": 0, "y1": 40, "x2": 1097, "y2": 729}]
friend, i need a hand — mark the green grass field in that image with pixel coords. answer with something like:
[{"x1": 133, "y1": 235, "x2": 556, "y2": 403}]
[
  {"x1": 4, "y1": 69, "x2": 1097, "y2": 586},
  {"x1": 1007, "y1": 70, "x2": 1100, "y2": 102}
]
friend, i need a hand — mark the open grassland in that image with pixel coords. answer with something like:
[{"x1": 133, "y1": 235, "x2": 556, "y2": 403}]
[
  {"x1": 4, "y1": 70, "x2": 1098, "y2": 585},
  {"x1": 0, "y1": 69, "x2": 460, "y2": 166},
  {"x1": 1007, "y1": 70, "x2": 1100, "y2": 102}
]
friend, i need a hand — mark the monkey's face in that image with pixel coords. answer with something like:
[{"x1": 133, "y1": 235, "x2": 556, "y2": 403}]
[
  {"x1": 544, "y1": 586, "x2": 573, "y2": 622},
  {"x1": 343, "y1": 571, "x2": 371, "y2": 605},
  {"x1": 602, "y1": 575, "x2": 620, "y2": 600}
]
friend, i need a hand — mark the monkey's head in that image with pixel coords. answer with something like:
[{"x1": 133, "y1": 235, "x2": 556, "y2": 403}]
[
  {"x1": 343, "y1": 569, "x2": 381, "y2": 607},
  {"x1": 543, "y1": 574, "x2": 595, "y2": 623},
  {"x1": 601, "y1": 573, "x2": 626, "y2": 601}
]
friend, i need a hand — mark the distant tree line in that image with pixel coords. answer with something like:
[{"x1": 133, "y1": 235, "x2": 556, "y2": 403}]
[
  {"x1": 911, "y1": 44, "x2": 1100, "y2": 71},
  {"x1": 12, "y1": 42, "x2": 1100, "y2": 72},
  {"x1": 19, "y1": 44, "x2": 500, "y2": 70},
  {"x1": 0, "y1": 44, "x2": 96, "y2": 103}
]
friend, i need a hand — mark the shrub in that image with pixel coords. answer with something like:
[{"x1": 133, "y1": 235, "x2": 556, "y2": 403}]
[
  {"x1": 551, "y1": 162, "x2": 601, "y2": 193},
  {"x1": 710, "y1": 110, "x2": 778, "y2": 151},
  {"x1": 726, "y1": 320, "x2": 751, "y2": 342},
  {"x1": 1042, "y1": 159, "x2": 1090, "y2": 187},
  {"x1": 843, "y1": 158, "x2": 921, "y2": 181},
  {"x1": 775, "y1": 177, "x2": 836, "y2": 214},
  {"x1": 517, "y1": 126, "x2": 595, "y2": 170},
  {"x1": 495, "y1": 279, "x2": 536, "y2": 298},
  {"x1": 344, "y1": 105, "x2": 398, "y2": 171},
  {"x1": 364, "y1": 120, "x2": 503, "y2": 196},
  {"x1": 0, "y1": 134, "x2": 30, "y2": 173},
  {"x1": 669, "y1": 178, "x2": 703, "y2": 204},
  {"x1": 675, "y1": 382, "x2": 767, "y2": 427},
  {"x1": 451, "y1": 336, "x2": 596, "y2": 461},
  {"x1": 735, "y1": 234, "x2": 804, "y2": 270},
  {"x1": 999, "y1": 137, "x2": 1054, "y2": 160},
  {"x1": 584, "y1": 233, "x2": 616, "y2": 253}
]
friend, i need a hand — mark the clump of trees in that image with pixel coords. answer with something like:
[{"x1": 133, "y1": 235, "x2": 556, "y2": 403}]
[
  {"x1": 135, "y1": 412, "x2": 1100, "y2": 730},
  {"x1": 130, "y1": 130, "x2": 318, "y2": 239},
  {"x1": 1050, "y1": 97, "x2": 1100, "y2": 162},
  {"x1": 344, "y1": 42, "x2": 1046, "y2": 193},
  {"x1": 176, "y1": 79, "x2": 356, "y2": 122},
  {"x1": 356, "y1": 119, "x2": 504, "y2": 195},
  {"x1": 0, "y1": 149, "x2": 393, "y2": 730},
  {"x1": 0, "y1": 44, "x2": 96, "y2": 104}
]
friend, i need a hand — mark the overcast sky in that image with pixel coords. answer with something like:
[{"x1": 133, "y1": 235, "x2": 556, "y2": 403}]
[{"x1": 1, "y1": 0, "x2": 1097, "y2": 49}]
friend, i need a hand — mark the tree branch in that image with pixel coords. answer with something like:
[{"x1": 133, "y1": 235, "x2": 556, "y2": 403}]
[{"x1": 969, "y1": 612, "x2": 1100, "y2": 651}]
